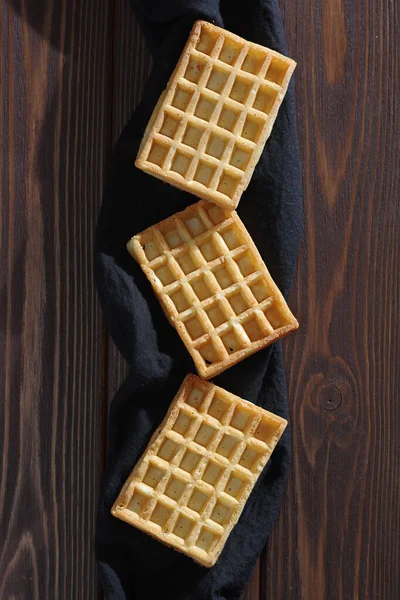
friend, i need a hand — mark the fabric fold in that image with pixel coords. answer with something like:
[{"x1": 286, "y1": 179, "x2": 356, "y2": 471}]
[{"x1": 95, "y1": 1, "x2": 302, "y2": 597}]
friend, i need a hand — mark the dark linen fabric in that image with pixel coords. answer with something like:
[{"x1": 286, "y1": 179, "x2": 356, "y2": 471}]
[{"x1": 95, "y1": 1, "x2": 302, "y2": 598}]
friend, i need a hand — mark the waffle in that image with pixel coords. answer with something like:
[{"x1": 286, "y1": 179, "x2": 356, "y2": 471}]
[
  {"x1": 112, "y1": 374, "x2": 287, "y2": 567},
  {"x1": 127, "y1": 200, "x2": 298, "y2": 379},
  {"x1": 135, "y1": 20, "x2": 296, "y2": 210}
]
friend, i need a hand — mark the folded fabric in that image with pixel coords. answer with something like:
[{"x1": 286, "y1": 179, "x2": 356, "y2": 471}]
[{"x1": 94, "y1": 1, "x2": 302, "y2": 598}]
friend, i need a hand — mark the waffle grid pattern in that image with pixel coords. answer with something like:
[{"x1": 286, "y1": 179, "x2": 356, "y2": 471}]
[
  {"x1": 128, "y1": 200, "x2": 298, "y2": 379},
  {"x1": 112, "y1": 375, "x2": 287, "y2": 567},
  {"x1": 135, "y1": 20, "x2": 296, "y2": 209}
]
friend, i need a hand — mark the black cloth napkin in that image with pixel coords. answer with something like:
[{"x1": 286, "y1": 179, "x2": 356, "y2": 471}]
[{"x1": 95, "y1": 1, "x2": 302, "y2": 598}]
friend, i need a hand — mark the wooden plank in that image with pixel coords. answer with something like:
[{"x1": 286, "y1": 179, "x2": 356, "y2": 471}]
[
  {"x1": 262, "y1": 1, "x2": 400, "y2": 598},
  {"x1": 106, "y1": 0, "x2": 153, "y2": 404},
  {"x1": 111, "y1": 1, "x2": 153, "y2": 146},
  {"x1": 242, "y1": 559, "x2": 260, "y2": 600},
  {"x1": 0, "y1": 1, "x2": 111, "y2": 598}
]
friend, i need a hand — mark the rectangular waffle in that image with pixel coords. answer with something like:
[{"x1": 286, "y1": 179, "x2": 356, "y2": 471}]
[
  {"x1": 112, "y1": 374, "x2": 287, "y2": 567},
  {"x1": 135, "y1": 20, "x2": 296, "y2": 210},
  {"x1": 127, "y1": 200, "x2": 298, "y2": 379}
]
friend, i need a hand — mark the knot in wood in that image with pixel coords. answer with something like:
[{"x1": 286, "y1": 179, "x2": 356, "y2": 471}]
[{"x1": 318, "y1": 385, "x2": 342, "y2": 411}]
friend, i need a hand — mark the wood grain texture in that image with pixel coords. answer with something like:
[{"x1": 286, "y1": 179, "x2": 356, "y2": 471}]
[
  {"x1": 262, "y1": 1, "x2": 400, "y2": 599},
  {"x1": 111, "y1": 0, "x2": 153, "y2": 146},
  {"x1": 106, "y1": 0, "x2": 153, "y2": 405},
  {"x1": 2, "y1": 0, "x2": 399, "y2": 598},
  {"x1": 0, "y1": 0, "x2": 111, "y2": 597}
]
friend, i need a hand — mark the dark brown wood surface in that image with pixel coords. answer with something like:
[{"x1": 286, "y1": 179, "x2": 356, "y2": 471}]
[
  {"x1": 265, "y1": 1, "x2": 400, "y2": 598},
  {"x1": 0, "y1": 1, "x2": 112, "y2": 598},
  {"x1": 1, "y1": 0, "x2": 399, "y2": 598}
]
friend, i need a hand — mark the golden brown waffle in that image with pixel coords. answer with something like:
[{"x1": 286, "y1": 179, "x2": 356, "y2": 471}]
[
  {"x1": 127, "y1": 200, "x2": 298, "y2": 379},
  {"x1": 135, "y1": 20, "x2": 296, "y2": 210},
  {"x1": 112, "y1": 375, "x2": 287, "y2": 567}
]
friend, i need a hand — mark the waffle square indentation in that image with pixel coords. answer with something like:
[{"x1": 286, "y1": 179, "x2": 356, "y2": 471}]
[
  {"x1": 206, "y1": 133, "x2": 229, "y2": 159},
  {"x1": 266, "y1": 56, "x2": 290, "y2": 86},
  {"x1": 187, "y1": 487, "x2": 212, "y2": 514},
  {"x1": 143, "y1": 464, "x2": 167, "y2": 489},
  {"x1": 171, "y1": 152, "x2": 192, "y2": 177},
  {"x1": 182, "y1": 123, "x2": 205, "y2": 149},
  {"x1": 150, "y1": 502, "x2": 173, "y2": 527},
  {"x1": 173, "y1": 514, "x2": 196, "y2": 541},
  {"x1": 184, "y1": 57, "x2": 206, "y2": 83},
  {"x1": 171, "y1": 85, "x2": 194, "y2": 111},
  {"x1": 165, "y1": 475, "x2": 188, "y2": 501},
  {"x1": 195, "y1": 95, "x2": 218, "y2": 122},
  {"x1": 206, "y1": 66, "x2": 229, "y2": 94},
  {"x1": 219, "y1": 39, "x2": 243, "y2": 65}
]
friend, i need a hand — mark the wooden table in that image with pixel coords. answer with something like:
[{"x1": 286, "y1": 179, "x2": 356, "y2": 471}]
[{"x1": 1, "y1": 1, "x2": 399, "y2": 598}]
